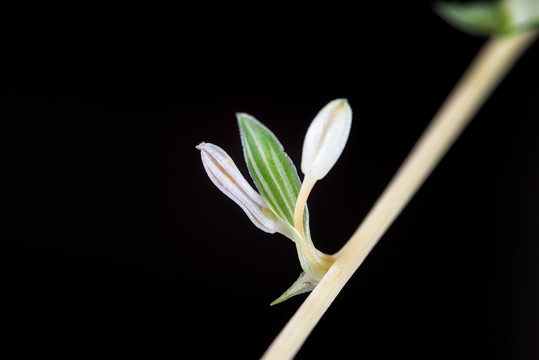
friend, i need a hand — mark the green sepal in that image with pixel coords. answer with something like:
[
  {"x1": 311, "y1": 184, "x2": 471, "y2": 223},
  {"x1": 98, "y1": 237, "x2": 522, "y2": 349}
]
[
  {"x1": 270, "y1": 272, "x2": 317, "y2": 306},
  {"x1": 237, "y1": 113, "x2": 305, "y2": 230}
]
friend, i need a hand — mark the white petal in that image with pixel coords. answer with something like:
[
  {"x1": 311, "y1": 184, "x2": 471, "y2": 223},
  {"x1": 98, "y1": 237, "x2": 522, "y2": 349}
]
[
  {"x1": 301, "y1": 99, "x2": 352, "y2": 180},
  {"x1": 197, "y1": 142, "x2": 291, "y2": 236}
]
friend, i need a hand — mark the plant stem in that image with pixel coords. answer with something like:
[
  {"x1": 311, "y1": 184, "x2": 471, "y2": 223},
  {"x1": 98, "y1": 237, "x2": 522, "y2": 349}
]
[
  {"x1": 293, "y1": 174, "x2": 317, "y2": 239},
  {"x1": 261, "y1": 29, "x2": 538, "y2": 360},
  {"x1": 293, "y1": 174, "x2": 334, "y2": 279}
]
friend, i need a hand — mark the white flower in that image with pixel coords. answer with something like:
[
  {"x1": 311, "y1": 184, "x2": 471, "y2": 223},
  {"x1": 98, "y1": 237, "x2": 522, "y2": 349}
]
[
  {"x1": 301, "y1": 99, "x2": 352, "y2": 180},
  {"x1": 504, "y1": 0, "x2": 539, "y2": 31},
  {"x1": 197, "y1": 142, "x2": 292, "y2": 237}
]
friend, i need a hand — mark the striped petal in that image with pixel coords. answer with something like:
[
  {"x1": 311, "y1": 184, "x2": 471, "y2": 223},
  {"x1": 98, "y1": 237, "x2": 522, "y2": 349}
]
[{"x1": 197, "y1": 142, "x2": 291, "y2": 237}]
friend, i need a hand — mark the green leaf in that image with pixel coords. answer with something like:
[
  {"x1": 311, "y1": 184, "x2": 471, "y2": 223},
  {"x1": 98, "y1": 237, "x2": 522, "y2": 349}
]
[
  {"x1": 237, "y1": 113, "x2": 302, "y2": 228},
  {"x1": 435, "y1": 1, "x2": 505, "y2": 36},
  {"x1": 435, "y1": 0, "x2": 539, "y2": 36}
]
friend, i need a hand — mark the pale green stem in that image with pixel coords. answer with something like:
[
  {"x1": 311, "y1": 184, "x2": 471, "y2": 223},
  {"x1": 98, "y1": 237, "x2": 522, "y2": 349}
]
[
  {"x1": 293, "y1": 174, "x2": 334, "y2": 280},
  {"x1": 293, "y1": 174, "x2": 317, "y2": 240}
]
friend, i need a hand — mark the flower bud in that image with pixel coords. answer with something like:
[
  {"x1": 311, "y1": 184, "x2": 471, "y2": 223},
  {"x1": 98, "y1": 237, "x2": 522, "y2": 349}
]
[
  {"x1": 301, "y1": 99, "x2": 352, "y2": 180},
  {"x1": 197, "y1": 142, "x2": 291, "y2": 236}
]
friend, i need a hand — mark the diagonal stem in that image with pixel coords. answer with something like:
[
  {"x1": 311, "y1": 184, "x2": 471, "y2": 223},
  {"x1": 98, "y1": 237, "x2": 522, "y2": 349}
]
[{"x1": 261, "y1": 29, "x2": 538, "y2": 360}]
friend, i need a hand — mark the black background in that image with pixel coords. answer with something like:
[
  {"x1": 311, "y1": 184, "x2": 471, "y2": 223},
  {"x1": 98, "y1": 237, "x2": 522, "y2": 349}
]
[{"x1": 2, "y1": 2, "x2": 538, "y2": 359}]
